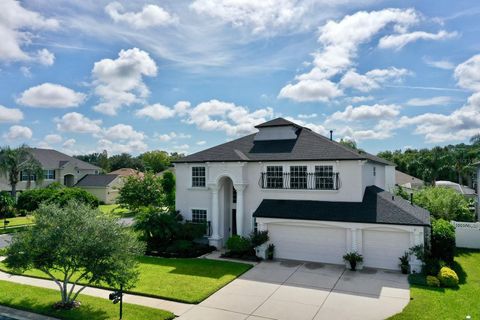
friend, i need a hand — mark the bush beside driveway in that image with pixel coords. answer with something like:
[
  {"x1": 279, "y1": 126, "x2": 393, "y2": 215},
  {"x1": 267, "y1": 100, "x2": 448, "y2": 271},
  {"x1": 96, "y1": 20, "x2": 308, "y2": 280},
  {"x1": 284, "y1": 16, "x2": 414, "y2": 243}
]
[{"x1": 390, "y1": 249, "x2": 480, "y2": 320}]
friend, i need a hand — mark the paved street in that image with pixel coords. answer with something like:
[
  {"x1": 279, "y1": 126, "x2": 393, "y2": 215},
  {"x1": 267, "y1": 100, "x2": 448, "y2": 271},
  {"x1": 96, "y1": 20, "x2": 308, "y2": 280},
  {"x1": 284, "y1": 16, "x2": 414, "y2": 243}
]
[{"x1": 0, "y1": 235, "x2": 11, "y2": 249}]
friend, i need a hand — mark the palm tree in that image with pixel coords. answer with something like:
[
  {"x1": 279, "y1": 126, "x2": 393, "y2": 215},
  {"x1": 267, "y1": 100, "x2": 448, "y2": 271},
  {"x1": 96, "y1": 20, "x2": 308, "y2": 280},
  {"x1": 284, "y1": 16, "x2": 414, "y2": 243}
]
[{"x1": 0, "y1": 145, "x2": 44, "y2": 198}]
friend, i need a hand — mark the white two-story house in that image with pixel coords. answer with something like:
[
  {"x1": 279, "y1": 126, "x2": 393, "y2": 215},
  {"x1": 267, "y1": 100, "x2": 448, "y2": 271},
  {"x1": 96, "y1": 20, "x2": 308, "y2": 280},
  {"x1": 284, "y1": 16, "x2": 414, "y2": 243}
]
[{"x1": 174, "y1": 118, "x2": 430, "y2": 270}]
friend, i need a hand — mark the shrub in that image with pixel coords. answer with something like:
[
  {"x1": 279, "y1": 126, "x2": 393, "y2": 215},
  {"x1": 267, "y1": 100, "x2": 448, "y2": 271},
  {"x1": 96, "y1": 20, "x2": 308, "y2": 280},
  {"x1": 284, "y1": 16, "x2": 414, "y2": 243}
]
[
  {"x1": 437, "y1": 267, "x2": 459, "y2": 287},
  {"x1": 431, "y1": 219, "x2": 456, "y2": 263},
  {"x1": 16, "y1": 187, "x2": 99, "y2": 212},
  {"x1": 0, "y1": 192, "x2": 15, "y2": 218},
  {"x1": 249, "y1": 230, "x2": 269, "y2": 247},
  {"x1": 399, "y1": 252, "x2": 410, "y2": 274},
  {"x1": 343, "y1": 251, "x2": 363, "y2": 271},
  {"x1": 426, "y1": 275, "x2": 440, "y2": 287},
  {"x1": 423, "y1": 258, "x2": 447, "y2": 276},
  {"x1": 414, "y1": 187, "x2": 474, "y2": 221},
  {"x1": 226, "y1": 235, "x2": 251, "y2": 255}
]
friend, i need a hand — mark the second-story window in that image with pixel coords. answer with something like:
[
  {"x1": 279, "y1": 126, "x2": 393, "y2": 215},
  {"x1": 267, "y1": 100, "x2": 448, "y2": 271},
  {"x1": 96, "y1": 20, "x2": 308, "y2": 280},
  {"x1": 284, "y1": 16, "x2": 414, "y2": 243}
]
[
  {"x1": 44, "y1": 170, "x2": 55, "y2": 180},
  {"x1": 192, "y1": 166, "x2": 206, "y2": 187},
  {"x1": 290, "y1": 166, "x2": 307, "y2": 189},
  {"x1": 315, "y1": 165, "x2": 334, "y2": 190},
  {"x1": 266, "y1": 166, "x2": 283, "y2": 188}
]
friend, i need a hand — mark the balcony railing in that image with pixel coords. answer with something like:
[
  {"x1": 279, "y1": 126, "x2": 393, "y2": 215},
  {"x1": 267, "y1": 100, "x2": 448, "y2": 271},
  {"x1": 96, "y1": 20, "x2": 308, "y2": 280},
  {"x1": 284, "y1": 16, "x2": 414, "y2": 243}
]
[{"x1": 259, "y1": 172, "x2": 340, "y2": 190}]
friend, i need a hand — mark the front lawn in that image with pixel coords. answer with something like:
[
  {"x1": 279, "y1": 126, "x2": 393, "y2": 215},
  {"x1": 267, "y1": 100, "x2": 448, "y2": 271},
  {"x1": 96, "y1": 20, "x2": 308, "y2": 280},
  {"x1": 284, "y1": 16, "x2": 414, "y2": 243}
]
[
  {"x1": 2, "y1": 216, "x2": 35, "y2": 227},
  {"x1": 99, "y1": 204, "x2": 133, "y2": 218},
  {"x1": 0, "y1": 280, "x2": 174, "y2": 320},
  {"x1": 390, "y1": 249, "x2": 480, "y2": 319},
  {"x1": 0, "y1": 256, "x2": 252, "y2": 303}
]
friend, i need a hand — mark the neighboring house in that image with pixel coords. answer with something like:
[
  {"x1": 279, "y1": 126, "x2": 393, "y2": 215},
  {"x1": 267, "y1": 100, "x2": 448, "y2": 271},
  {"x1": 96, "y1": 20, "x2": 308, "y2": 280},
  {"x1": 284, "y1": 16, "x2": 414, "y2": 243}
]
[
  {"x1": 435, "y1": 180, "x2": 477, "y2": 199},
  {"x1": 174, "y1": 118, "x2": 430, "y2": 270},
  {"x1": 110, "y1": 168, "x2": 144, "y2": 178},
  {"x1": 0, "y1": 148, "x2": 101, "y2": 192},
  {"x1": 395, "y1": 170, "x2": 424, "y2": 190},
  {"x1": 75, "y1": 174, "x2": 123, "y2": 204}
]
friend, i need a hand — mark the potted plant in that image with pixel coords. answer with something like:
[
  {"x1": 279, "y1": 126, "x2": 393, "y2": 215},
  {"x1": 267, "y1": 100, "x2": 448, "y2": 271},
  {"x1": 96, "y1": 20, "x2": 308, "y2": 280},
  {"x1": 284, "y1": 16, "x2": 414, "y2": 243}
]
[
  {"x1": 399, "y1": 252, "x2": 410, "y2": 274},
  {"x1": 266, "y1": 244, "x2": 275, "y2": 260},
  {"x1": 343, "y1": 251, "x2": 363, "y2": 271}
]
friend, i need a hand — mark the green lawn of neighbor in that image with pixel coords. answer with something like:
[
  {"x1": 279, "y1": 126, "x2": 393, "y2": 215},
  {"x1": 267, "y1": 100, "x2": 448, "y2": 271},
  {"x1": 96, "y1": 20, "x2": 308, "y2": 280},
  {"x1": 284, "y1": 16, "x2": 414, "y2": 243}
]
[
  {"x1": 1, "y1": 256, "x2": 252, "y2": 304},
  {"x1": 1, "y1": 216, "x2": 34, "y2": 227},
  {"x1": 98, "y1": 204, "x2": 134, "y2": 218},
  {"x1": 0, "y1": 280, "x2": 174, "y2": 320},
  {"x1": 390, "y1": 248, "x2": 480, "y2": 320}
]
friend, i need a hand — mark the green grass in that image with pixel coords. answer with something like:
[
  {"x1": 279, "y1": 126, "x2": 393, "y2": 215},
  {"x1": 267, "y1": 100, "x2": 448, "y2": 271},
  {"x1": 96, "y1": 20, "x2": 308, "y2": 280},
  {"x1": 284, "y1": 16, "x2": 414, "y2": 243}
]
[
  {"x1": 2, "y1": 216, "x2": 35, "y2": 227},
  {"x1": 0, "y1": 280, "x2": 174, "y2": 320},
  {"x1": 390, "y1": 249, "x2": 480, "y2": 320},
  {"x1": 1, "y1": 256, "x2": 252, "y2": 304},
  {"x1": 98, "y1": 204, "x2": 133, "y2": 218}
]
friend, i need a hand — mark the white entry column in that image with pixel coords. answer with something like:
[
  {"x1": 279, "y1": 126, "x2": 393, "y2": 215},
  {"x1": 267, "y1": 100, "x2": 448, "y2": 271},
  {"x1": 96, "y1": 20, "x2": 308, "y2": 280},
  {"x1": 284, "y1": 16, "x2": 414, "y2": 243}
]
[
  {"x1": 234, "y1": 184, "x2": 247, "y2": 236},
  {"x1": 209, "y1": 184, "x2": 222, "y2": 248}
]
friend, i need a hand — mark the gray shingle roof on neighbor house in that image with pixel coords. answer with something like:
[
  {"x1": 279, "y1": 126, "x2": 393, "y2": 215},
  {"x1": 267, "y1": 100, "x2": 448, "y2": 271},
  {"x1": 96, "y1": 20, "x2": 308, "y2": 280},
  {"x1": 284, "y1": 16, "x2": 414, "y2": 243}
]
[
  {"x1": 174, "y1": 118, "x2": 394, "y2": 165},
  {"x1": 253, "y1": 186, "x2": 430, "y2": 226},
  {"x1": 29, "y1": 148, "x2": 101, "y2": 171},
  {"x1": 75, "y1": 174, "x2": 118, "y2": 187}
]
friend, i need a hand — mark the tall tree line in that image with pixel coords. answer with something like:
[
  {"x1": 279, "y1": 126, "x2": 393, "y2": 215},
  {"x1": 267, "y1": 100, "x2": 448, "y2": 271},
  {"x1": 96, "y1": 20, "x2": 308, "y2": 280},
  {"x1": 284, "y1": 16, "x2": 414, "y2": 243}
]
[
  {"x1": 74, "y1": 150, "x2": 185, "y2": 173},
  {"x1": 378, "y1": 139, "x2": 480, "y2": 186}
]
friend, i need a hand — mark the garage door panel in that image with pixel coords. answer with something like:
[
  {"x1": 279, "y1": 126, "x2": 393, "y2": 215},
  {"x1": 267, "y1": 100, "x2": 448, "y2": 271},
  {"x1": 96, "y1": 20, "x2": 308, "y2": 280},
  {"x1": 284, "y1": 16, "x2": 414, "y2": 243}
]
[
  {"x1": 268, "y1": 224, "x2": 346, "y2": 264},
  {"x1": 363, "y1": 230, "x2": 410, "y2": 270}
]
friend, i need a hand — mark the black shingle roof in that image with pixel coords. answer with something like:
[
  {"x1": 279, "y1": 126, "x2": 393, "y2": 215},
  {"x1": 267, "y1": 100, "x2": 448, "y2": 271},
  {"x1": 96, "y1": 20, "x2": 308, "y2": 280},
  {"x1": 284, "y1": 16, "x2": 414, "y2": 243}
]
[
  {"x1": 255, "y1": 118, "x2": 300, "y2": 128},
  {"x1": 75, "y1": 174, "x2": 118, "y2": 187},
  {"x1": 175, "y1": 118, "x2": 393, "y2": 165},
  {"x1": 253, "y1": 186, "x2": 430, "y2": 226}
]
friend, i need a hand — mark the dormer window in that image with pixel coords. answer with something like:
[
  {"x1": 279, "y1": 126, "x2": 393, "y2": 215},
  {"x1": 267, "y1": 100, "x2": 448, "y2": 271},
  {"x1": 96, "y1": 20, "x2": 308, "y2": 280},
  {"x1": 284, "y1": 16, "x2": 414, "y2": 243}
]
[{"x1": 192, "y1": 166, "x2": 206, "y2": 187}]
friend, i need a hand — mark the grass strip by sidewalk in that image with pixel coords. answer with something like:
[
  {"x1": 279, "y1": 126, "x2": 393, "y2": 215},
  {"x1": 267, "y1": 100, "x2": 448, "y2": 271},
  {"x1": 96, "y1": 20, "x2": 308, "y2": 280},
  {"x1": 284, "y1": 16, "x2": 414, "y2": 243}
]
[
  {"x1": 0, "y1": 279, "x2": 174, "y2": 320},
  {"x1": 0, "y1": 256, "x2": 253, "y2": 303}
]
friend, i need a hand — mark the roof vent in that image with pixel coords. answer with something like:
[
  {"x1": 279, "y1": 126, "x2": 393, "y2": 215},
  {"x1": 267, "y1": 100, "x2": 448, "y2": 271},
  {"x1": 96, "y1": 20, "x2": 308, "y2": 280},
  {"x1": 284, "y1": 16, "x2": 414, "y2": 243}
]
[{"x1": 329, "y1": 130, "x2": 333, "y2": 141}]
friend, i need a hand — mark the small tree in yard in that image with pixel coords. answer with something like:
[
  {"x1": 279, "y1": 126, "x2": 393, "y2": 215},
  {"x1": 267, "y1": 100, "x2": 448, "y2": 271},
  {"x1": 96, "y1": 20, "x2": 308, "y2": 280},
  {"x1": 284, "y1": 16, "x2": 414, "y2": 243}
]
[
  {"x1": 5, "y1": 201, "x2": 144, "y2": 309},
  {"x1": 118, "y1": 172, "x2": 165, "y2": 211},
  {"x1": 414, "y1": 186, "x2": 474, "y2": 221},
  {"x1": 161, "y1": 171, "x2": 175, "y2": 211}
]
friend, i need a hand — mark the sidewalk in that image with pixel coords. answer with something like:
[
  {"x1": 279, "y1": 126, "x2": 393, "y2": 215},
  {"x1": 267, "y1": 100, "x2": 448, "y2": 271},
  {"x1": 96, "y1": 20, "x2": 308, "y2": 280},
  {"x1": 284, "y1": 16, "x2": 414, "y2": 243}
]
[
  {"x1": 0, "y1": 269, "x2": 193, "y2": 316},
  {"x1": 0, "y1": 305, "x2": 58, "y2": 320}
]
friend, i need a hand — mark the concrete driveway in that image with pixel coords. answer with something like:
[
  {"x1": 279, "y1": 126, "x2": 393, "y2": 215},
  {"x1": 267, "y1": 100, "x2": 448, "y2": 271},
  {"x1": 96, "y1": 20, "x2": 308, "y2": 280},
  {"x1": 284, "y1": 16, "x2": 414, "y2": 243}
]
[
  {"x1": 178, "y1": 260, "x2": 409, "y2": 320},
  {"x1": 0, "y1": 235, "x2": 11, "y2": 249}
]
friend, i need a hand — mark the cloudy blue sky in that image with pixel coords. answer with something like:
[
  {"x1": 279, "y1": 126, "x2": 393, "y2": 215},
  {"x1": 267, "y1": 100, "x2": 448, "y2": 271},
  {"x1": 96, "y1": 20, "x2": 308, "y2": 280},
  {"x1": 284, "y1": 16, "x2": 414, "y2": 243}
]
[{"x1": 1, "y1": 0, "x2": 480, "y2": 156}]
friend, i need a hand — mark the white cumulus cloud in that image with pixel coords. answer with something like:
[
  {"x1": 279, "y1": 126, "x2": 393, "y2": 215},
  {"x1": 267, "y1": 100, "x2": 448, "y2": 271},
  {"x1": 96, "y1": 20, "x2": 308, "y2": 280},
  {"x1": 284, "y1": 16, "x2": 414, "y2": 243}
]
[
  {"x1": 92, "y1": 48, "x2": 157, "y2": 115},
  {"x1": 17, "y1": 83, "x2": 86, "y2": 108},
  {"x1": 55, "y1": 112, "x2": 102, "y2": 134},
  {"x1": 406, "y1": 96, "x2": 453, "y2": 107},
  {"x1": 454, "y1": 54, "x2": 480, "y2": 91},
  {"x1": 136, "y1": 103, "x2": 175, "y2": 120},
  {"x1": 105, "y1": 2, "x2": 177, "y2": 29},
  {"x1": 0, "y1": 105, "x2": 23, "y2": 122},
  {"x1": 4, "y1": 125, "x2": 32, "y2": 140},
  {"x1": 0, "y1": 0, "x2": 58, "y2": 63}
]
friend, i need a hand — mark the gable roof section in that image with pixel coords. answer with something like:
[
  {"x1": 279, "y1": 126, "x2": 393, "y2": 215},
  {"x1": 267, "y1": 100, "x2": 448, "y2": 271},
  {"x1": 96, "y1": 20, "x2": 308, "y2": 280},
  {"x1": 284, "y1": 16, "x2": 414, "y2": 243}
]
[
  {"x1": 30, "y1": 148, "x2": 101, "y2": 171},
  {"x1": 253, "y1": 185, "x2": 430, "y2": 226},
  {"x1": 75, "y1": 174, "x2": 118, "y2": 187},
  {"x1": 255, "y1": 117, "x2": 299, "y2": 128},
  {"x1": 175, "y1": 118, "x2": 393, "y2": 165}
]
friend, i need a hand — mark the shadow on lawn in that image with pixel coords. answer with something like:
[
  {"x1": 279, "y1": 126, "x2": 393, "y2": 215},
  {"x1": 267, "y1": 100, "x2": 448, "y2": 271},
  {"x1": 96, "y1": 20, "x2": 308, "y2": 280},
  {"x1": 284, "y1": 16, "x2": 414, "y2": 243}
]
[
  {"x1": 1, "y1": 297, "x2": 110, "y2": 320},
  {"x1": 139, "y1": 256, "x2": 250, "y2": 279}
]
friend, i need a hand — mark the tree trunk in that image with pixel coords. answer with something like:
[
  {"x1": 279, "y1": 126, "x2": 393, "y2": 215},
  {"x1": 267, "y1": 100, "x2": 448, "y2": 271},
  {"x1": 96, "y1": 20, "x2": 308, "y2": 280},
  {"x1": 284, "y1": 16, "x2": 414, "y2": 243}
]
[
  {"x1": 11, "y1": 184, "x2": 16, "y2": 199},
  {"x1": 458, "y1": 173, "x2": 463, "y2": 186}
]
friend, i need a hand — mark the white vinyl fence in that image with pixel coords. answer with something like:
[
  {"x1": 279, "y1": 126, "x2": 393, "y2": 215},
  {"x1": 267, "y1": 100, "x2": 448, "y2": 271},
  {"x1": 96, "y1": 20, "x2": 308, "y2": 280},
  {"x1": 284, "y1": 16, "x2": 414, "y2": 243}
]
[{"x1": 452, "y1": 221, "x2": 480, "y2": 249}]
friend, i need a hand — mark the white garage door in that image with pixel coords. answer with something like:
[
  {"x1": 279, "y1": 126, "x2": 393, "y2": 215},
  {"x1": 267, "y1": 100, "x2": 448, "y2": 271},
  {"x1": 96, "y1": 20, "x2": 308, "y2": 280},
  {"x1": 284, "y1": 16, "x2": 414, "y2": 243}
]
[
  {"x1": 268, "y1": 224, "x2": 346, "y2": 264},
  {"x1": 363, "y1": 230, "x2": 411, "y2": 270}
]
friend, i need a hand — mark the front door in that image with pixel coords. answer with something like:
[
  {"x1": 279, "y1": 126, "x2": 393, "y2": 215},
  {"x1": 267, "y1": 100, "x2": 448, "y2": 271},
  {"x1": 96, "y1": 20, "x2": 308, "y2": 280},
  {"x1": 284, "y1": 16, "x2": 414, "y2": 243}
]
[{"x1": 231, "y1": 209, "x2": 237, "y2": 236}]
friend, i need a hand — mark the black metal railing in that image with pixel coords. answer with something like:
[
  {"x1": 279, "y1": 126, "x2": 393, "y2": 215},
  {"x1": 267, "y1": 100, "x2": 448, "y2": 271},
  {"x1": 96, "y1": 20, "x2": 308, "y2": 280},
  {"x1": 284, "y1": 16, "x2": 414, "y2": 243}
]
[{"x1": 259, "y1": 172, "x2": 340, "y2": 190}]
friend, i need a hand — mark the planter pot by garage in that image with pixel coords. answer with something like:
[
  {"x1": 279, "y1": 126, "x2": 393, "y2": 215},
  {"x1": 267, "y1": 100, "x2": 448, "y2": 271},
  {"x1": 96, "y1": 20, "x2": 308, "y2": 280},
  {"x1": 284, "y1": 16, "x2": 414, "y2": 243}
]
[{"x1": 345, "y1": 261, "x2": 363, "y2": 271}]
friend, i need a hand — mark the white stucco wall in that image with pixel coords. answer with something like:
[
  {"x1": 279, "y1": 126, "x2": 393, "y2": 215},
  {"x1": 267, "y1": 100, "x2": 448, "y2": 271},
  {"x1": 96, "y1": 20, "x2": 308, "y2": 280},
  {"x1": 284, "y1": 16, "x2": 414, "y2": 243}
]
[{"x1": 175, "y1": 159, "x2": 395, "y2": 239}]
